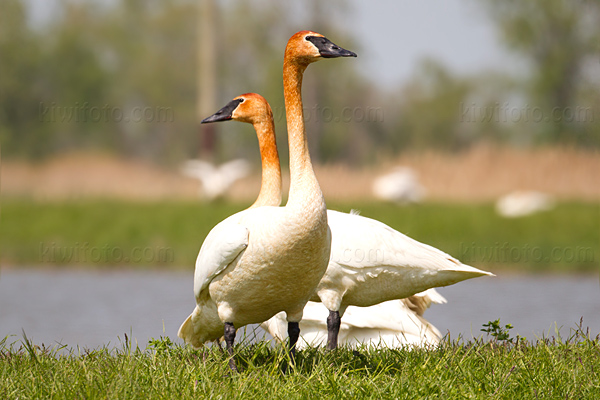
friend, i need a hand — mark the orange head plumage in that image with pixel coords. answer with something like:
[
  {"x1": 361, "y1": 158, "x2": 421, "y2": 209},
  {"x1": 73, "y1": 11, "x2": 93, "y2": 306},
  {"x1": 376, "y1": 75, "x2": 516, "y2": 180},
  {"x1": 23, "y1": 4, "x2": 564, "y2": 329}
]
[
  {"x1": 201, "y1": 93, "x2": 273, "y2": 126},
  {"x1": 284, "y1": 30, "x2": 356, "y2": 67}
]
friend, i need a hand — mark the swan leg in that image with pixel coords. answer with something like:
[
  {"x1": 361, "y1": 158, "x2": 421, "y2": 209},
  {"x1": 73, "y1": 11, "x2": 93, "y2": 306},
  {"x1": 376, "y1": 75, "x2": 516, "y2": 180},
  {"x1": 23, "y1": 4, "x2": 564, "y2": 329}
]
[
  {"x1": 327, "y1": 310, "x2": 341, "y2": 350},
  {"x1": 287, "y1": 321, "x2": 300, "y2": 363},
  {"x1": 224, "y1": 322, "x2": 238, "y2": 372}
]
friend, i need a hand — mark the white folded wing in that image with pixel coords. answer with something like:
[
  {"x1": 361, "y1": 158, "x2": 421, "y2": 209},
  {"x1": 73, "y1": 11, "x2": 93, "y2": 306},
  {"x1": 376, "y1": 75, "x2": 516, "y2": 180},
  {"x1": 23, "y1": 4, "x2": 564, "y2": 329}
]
[{"x1": 262, "y1": 289, "x2": 446, "y2": 349}]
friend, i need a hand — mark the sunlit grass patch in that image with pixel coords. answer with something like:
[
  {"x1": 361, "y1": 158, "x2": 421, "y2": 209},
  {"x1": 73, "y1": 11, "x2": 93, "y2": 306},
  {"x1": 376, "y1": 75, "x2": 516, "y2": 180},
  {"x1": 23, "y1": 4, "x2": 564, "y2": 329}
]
[{"x1": 1, "y1": 321, "x2": 599, "y2": 399}]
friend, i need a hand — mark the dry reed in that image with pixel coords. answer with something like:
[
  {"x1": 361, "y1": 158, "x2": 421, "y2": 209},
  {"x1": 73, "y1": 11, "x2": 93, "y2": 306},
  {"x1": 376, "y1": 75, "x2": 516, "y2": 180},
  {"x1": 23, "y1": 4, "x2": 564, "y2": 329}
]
[{"x1": 2, "y1": 145, "x2": 598, "y2": 202}]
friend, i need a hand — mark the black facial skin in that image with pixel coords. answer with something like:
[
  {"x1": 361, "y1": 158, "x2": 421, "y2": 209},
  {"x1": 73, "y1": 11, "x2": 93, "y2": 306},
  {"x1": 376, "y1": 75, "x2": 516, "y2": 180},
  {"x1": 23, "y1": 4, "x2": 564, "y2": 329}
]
[
  {"x1": 306, "y1": 36, "x2": 357, "y2": 58},
  {"x1": 201, "y1": 98, "x2": 244, "y2": 123}
]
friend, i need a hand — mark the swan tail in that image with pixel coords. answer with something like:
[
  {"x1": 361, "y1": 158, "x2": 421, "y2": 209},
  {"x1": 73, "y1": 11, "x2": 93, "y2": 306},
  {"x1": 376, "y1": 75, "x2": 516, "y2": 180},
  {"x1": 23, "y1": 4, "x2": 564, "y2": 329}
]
[
  {"x1": 178, "y1": 302, "x2": 224, "y2": 349},
  {"x1": 446, "y1": 261, "x2": 494, "y2": 278},
  {"x1": 178, "y1": 312, "x2": 202, "y2": 349},
  {"x1": 404, "y1": 288, "x2": 446, "y2": 316}
]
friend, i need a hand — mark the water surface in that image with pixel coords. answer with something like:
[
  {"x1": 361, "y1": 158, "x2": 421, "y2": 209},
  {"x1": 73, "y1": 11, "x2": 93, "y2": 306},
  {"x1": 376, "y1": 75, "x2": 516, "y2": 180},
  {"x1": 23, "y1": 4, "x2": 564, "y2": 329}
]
[{"x1": 0, "y1": 268, "x2": 598, "y2": 349}]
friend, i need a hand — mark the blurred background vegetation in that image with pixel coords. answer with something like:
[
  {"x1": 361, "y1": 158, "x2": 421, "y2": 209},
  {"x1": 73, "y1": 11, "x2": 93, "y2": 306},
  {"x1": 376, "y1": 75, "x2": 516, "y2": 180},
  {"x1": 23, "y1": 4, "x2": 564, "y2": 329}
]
[
  {"x1": 0, "y1": 0, "x2": 598, "y2": 271},
  {"x1": 1, "y1": 0, "x2": 598, "y2": 166}
]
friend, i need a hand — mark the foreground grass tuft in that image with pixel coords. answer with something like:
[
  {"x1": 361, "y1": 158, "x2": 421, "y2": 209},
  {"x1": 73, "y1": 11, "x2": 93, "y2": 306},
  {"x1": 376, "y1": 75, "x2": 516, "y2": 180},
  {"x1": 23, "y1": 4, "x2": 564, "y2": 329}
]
[{"x1": 2, "y1": 325, "x2": 599, "y2": 399}]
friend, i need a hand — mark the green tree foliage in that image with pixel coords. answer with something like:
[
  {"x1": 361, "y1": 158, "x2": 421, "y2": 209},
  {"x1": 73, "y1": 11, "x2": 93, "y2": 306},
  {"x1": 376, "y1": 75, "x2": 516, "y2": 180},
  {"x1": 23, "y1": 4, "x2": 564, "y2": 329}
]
[
  {"x1": 0, "y1": 0, "x2": 48, "y2": 158},
  {"x1": 482, "y1": 0, "x2": 600, "y2": 144},
  {"x1": 95, "y1": 0, "x2": 198, "y2": 162},
  {"x1": 393, "y1": 60, "x2": 474, "y2": 152},
  {"x1": 0, "y1": 0, "x2": 368, "y2": 164},
  {"x1": 1, "y1": 0, "x2": 598, "y2": 164}
]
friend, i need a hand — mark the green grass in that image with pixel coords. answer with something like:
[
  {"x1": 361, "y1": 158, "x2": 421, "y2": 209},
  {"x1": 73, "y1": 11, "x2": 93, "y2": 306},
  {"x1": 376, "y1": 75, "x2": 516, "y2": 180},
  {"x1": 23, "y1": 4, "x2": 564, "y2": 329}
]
[
  {"x1": 1, "y1": 199, "x2": 598, "y2": 272},
  {"x1": 2, "y1": 327, "x2": 599, "y2": 399}
]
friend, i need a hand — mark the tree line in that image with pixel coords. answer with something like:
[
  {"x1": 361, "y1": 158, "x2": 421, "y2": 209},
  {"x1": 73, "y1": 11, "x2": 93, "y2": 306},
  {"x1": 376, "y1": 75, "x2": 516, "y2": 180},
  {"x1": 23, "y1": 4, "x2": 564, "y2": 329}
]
[{"x1": 1, "y1": 0, "x2": 598, "y2": 165}]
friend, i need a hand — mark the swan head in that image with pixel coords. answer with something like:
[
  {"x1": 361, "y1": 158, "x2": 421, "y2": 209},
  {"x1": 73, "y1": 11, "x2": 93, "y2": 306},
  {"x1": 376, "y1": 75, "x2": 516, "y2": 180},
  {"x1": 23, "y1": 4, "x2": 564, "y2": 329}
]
[
  {"x1": 286, "y1": 30, "x2": 356, "y2": 65},
  {"x1": 201, "y1": 93, "x2": 273, "y2": 125}
]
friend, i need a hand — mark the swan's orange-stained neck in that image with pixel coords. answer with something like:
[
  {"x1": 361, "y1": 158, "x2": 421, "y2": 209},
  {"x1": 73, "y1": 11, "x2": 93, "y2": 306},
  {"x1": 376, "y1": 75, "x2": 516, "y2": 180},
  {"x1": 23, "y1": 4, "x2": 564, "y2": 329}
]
[
  {"x1": 249, "y1": 115, "x2": 282, "y2": 208},
  {"x1": 283, "y1": 32, "x2": 324, "y2": 208},
  {"x1": 228, "y1": 93, "x2": 281, "y2": 209}
]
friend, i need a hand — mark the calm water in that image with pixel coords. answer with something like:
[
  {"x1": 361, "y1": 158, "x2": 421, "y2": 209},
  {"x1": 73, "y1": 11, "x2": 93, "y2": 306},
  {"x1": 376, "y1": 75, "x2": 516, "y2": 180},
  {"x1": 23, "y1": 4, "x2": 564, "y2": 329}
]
[{"x1": 0, "y1": 268, "x2": 598, "y2": 349}]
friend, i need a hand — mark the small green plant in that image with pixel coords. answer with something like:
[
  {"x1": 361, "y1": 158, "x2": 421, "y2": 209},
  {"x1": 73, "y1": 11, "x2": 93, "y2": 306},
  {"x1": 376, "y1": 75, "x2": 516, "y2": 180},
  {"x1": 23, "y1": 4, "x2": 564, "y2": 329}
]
[
  {"x1": 481, "y1": 319, "x2": 514, "y2": 342},
  {"x1": 147, "y1": 336, "x2": 174, "y2": 355}
]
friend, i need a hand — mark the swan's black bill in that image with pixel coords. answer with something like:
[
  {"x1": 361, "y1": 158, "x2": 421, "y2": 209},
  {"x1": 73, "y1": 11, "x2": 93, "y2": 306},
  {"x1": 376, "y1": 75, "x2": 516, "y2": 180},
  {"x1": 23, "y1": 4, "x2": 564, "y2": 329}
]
[
  {"x1": 201, "y1": 98, "x2": 244, "y2": 123},
  {"x1": 307, "y1": 36, "x2": 357, "y2": 58}
]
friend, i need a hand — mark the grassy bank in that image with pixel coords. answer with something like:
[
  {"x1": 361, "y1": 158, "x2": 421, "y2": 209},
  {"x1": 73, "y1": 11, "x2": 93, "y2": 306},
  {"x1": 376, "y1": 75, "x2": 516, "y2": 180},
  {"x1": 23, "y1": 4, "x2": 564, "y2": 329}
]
[
  {"x1": 1, "y1": 199, "x2": 598, "y2": 272},
  {"x1": 1, "y1": 328, "x2": 599, "y2": 399}
]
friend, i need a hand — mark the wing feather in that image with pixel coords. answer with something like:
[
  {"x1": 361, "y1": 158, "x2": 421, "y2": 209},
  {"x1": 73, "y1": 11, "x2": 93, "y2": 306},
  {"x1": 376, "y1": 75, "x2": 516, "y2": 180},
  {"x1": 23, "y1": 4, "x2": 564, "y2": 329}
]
[{"x1": 193, "y1": 215, "x2": 249, "y2": 296}]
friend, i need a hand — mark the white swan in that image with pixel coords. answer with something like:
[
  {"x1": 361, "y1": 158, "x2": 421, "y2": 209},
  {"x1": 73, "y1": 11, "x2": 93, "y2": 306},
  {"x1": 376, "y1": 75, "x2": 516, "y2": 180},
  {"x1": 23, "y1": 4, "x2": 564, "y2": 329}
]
[
  {"x1": 372, "y1": 166, "x2": 425, "y2": 204},
  {"x1": 181, "y1": 158, "x2": 249, "y2": 201},
  {"x1": 495, "y1": 190, "x2": 555, "y2": 218},
  {"x1": 262, "y1": 289, "x2": 446, "y2": 349},
  {"x1": 201, "y1": 93, "x2": 494, "y2": 350},
  {"x1": 177, "y1": 31, "x2": 356, "y2": 370}
]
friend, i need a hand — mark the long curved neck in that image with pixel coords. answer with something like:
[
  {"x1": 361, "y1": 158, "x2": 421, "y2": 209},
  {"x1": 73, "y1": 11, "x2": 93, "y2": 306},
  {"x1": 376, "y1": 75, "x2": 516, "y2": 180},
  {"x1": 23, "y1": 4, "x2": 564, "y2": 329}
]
[
  {"x1": 249, "y1": 118, "x2": 282, "y2": 208},
  {"x1": 283, "y1": 57, "x2": 323, "y2": 207}
]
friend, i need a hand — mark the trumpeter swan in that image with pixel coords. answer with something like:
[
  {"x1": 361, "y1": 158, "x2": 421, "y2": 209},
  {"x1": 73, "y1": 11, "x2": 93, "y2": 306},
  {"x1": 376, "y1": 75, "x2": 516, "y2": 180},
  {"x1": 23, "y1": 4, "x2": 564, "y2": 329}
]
[
  {"x1": 177, "y1": 31, "x2": 356, "y2": 370},
  {"x1": 181, "y1": 159, "x2": 249, "y2": 201},
  {"x1": 495, "y1": 190, "x2": 555, "y2": 218},
  {"x1": 372, "y1": 166, "x2": 425, "y2": 204},
  {"x1": 199, "y1": 93, "x2": 494, "y2": 350}
]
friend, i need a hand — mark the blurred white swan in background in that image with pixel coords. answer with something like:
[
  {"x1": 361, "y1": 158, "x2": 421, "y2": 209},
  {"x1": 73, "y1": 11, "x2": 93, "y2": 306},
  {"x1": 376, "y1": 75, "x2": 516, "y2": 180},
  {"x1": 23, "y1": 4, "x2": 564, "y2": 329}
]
[
  {"x1": 372, "y1": 166, "x2": 425, "y2": 204},
  {"x1": 495, "y1": 190, "x2": 555, "y2": 218},
  {"x1": 181, "y1": 159, "x2": 250, "y2": 201},
  {"x1": 261, "y1": 289, "x2": 446, "y2": 349}
]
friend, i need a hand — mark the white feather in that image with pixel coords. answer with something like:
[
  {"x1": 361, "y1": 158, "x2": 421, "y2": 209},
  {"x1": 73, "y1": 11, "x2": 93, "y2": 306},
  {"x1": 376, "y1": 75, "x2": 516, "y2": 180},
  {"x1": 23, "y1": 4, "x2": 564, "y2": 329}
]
[
  {"x1": 312, "y1": 209, "x2": 493, "y2": 313},
  {"x1": 262, "y1": 289, "x2": 445, "y2": 349}
]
